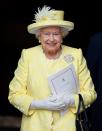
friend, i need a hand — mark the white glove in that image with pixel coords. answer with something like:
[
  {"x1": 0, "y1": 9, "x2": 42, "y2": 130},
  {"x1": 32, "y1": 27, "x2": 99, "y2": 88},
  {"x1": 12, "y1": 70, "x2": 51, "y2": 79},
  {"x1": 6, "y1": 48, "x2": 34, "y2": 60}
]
[
  {"x1": 50, "y1": 94, "x2": 75, "y2": 108},
  {"x1": 29, "y1": 97, "x2": 66, "y2": 111},
  {"x1": 61, "y1": 94, "x2": 75, "y2": 108},
  {"x1": 48, "y1": 94, "x2": 75, "y2": 116}
]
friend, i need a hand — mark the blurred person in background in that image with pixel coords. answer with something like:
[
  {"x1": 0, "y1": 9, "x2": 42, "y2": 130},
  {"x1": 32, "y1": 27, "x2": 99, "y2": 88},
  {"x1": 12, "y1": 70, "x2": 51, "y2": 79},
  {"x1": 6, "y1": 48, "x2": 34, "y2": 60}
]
[{"x1": 86, "y1": 32, "x2": 102, "y2": 131}]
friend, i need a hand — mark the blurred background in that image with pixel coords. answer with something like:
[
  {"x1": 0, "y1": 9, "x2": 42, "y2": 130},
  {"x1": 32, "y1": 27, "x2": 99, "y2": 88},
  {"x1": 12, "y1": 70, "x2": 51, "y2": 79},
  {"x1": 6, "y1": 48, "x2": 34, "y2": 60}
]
[{"x1": 0, "y1": 0, "x2": 102, "y2": 130}]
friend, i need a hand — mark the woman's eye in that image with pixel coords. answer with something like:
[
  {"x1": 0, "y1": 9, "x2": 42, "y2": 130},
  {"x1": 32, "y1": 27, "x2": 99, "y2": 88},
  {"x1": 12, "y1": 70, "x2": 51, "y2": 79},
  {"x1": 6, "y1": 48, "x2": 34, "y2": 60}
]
[
  {"x1": 53, "y1": 33, "x2": 60, "y2": 35},
  {"x1": 44, "y1": 33, "x2": 50, "y2": 36}
]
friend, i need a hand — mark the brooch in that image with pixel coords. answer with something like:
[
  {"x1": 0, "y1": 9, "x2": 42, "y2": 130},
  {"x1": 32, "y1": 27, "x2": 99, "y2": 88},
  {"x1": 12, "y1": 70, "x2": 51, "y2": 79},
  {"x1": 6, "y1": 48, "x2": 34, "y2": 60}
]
[{"x1": 63, "y1": 54, "x2": 74, "y2": 63}]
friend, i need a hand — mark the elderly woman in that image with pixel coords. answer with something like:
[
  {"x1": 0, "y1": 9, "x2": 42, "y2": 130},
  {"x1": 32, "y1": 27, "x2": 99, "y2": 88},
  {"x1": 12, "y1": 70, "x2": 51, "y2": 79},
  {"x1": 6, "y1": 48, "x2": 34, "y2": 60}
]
[{"x1": 8, "y1": 5, "x2": 97, "y2": 131}]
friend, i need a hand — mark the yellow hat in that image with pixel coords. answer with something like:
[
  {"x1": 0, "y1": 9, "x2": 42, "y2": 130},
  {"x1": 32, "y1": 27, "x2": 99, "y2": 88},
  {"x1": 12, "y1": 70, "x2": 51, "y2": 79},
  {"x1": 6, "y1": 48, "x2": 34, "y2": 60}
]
[{"x1": 27, "y1": 5, "x2": 74, "y2": 34}]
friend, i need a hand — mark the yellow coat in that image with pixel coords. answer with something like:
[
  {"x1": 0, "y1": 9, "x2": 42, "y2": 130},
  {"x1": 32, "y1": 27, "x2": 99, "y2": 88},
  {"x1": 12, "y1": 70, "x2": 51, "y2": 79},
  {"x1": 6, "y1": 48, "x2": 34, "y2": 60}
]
[{"x1": 8, "y1": 45, "x2": 97, "y2": 131}]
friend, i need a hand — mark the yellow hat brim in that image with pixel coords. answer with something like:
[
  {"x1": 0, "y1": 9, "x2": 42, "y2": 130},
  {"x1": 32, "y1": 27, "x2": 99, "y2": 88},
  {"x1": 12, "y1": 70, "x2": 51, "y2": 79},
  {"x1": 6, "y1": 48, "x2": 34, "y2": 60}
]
[{"x1": 27, "y1": 20, "x2": 74, "y2": 34}]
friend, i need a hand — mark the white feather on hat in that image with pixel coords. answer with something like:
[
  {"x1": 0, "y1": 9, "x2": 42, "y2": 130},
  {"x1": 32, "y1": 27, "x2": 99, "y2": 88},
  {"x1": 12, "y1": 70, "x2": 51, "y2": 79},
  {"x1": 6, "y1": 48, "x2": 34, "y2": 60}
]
[{"x1": 34, "y1": 5, "x2": 55, "y2": 22}]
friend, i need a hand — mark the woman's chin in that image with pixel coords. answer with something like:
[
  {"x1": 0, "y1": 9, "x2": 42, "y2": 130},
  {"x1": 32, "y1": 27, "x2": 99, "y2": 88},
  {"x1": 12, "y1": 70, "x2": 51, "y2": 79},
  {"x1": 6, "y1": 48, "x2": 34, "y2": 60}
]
[{"x1": 47, "y1": 48, "x2": 58, "y2": 54}]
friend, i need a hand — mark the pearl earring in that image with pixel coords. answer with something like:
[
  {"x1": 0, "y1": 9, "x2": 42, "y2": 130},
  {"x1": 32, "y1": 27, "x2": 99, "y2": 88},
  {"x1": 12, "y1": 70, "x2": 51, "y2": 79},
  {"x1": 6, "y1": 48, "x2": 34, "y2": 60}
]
[
  {"x1": 61, "y1": 40, "x2": 63, "y2": 44},
  {"x1": 39, "y1": 40, "x2": 41, "y2": 43}
]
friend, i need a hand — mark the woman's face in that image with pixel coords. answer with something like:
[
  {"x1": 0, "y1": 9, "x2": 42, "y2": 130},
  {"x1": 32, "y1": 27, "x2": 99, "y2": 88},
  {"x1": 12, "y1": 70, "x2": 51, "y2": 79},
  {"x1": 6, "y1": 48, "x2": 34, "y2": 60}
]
[{"x1": 39, "y1": 26, "x2": 63, "y2": 55}]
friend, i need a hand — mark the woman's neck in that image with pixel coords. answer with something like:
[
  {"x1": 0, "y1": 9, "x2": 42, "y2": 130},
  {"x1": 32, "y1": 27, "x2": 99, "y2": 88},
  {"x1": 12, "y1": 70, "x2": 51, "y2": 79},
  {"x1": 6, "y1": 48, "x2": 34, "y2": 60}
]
[{"x1": 43, "y1": 47, "x2": 62, "y2": 59}]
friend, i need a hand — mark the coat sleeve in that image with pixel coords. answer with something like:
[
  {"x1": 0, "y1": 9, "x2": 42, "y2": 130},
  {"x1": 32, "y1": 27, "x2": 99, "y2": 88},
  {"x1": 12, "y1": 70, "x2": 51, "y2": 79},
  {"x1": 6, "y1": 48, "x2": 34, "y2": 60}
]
[
  {"x1": 8, "y1": 49, "x2": 34, "y2": 116},
  {"x1": 70, "y1": 48, "x2": 97, "y2": 113}
]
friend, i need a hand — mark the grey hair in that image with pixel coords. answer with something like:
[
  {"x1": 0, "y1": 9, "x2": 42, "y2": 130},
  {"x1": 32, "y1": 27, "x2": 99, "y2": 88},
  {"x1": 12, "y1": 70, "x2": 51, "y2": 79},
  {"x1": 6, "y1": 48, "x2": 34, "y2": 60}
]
[
  {"x1": 34, "y1": 30, "x2": 40, "y2": 39},
  {"x1": 61, "y1": 27, "x2": 69, "y2": 38},
  {"x1": 34, "y1": 27, "x2": 69, "y2": 39}
]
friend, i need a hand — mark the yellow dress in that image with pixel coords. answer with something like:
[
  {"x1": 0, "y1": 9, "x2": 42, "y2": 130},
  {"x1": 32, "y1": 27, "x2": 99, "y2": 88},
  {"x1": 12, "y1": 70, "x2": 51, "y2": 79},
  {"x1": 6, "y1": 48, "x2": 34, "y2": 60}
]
[{"x1": 8, "y1": 45, "x2": 97, "y2": 131}]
